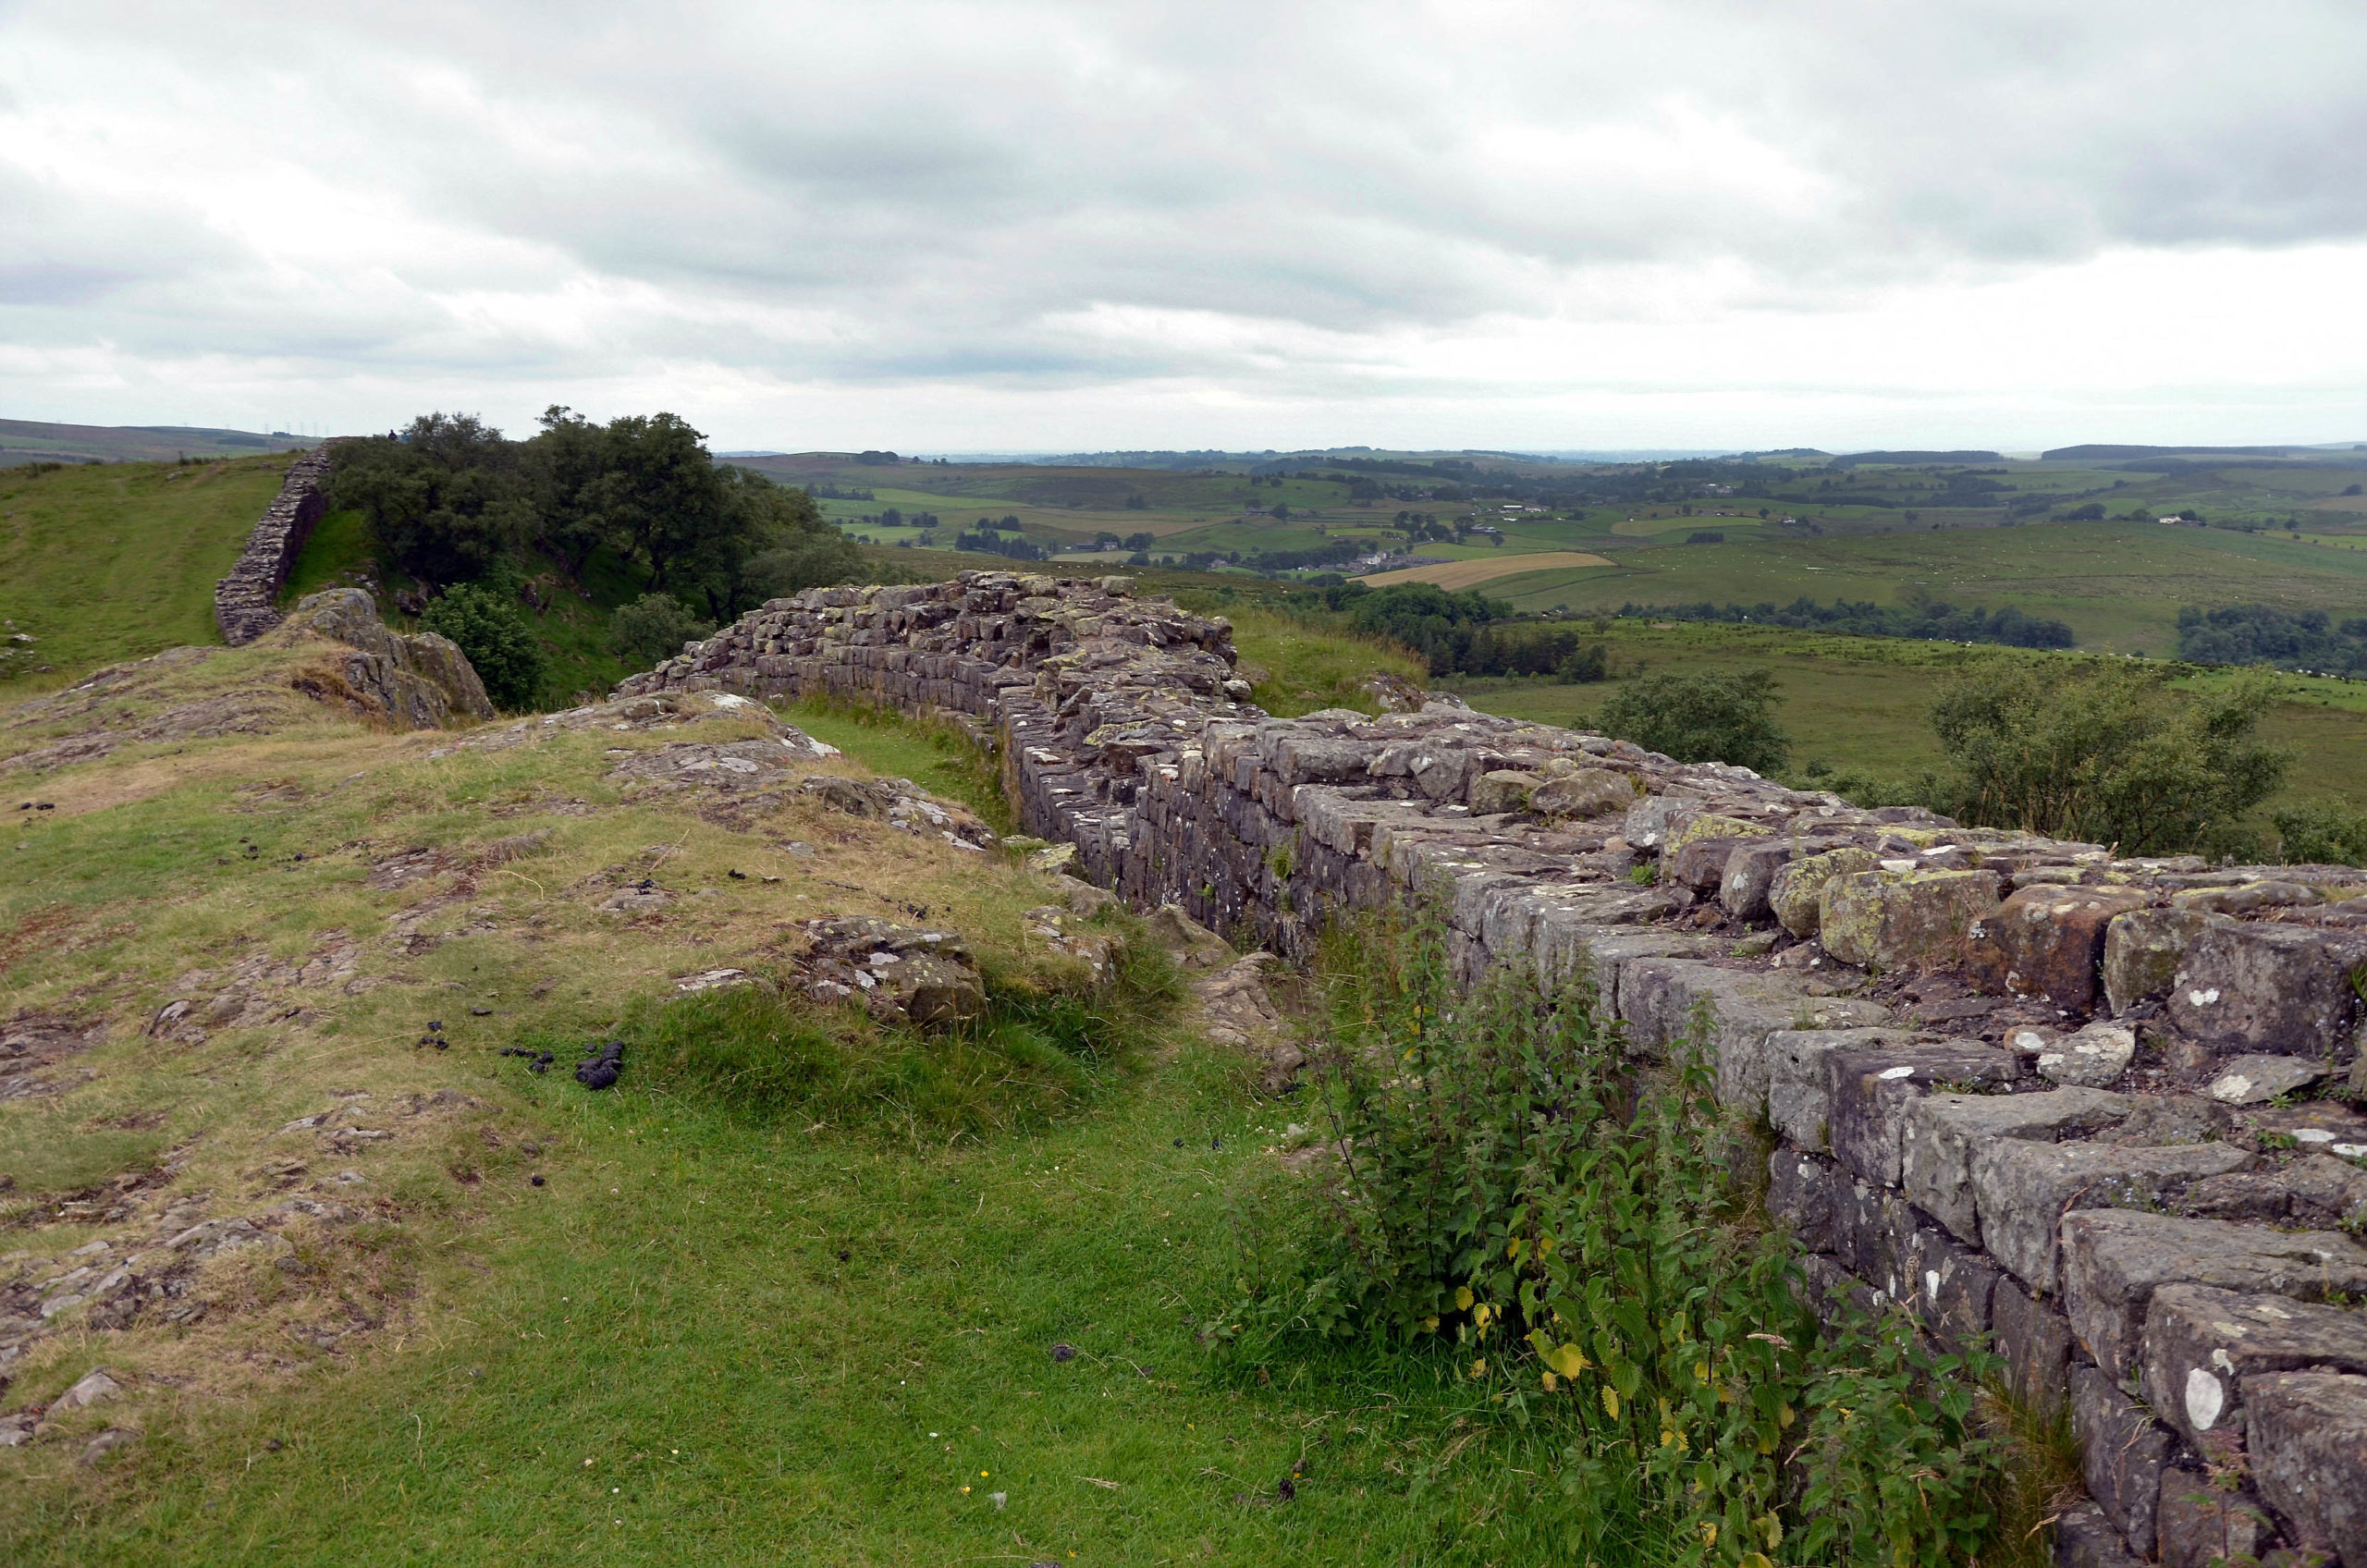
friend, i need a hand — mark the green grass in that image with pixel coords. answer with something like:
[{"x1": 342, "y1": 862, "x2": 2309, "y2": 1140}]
[
  {"x1": 0, "y1": 456, "x2": 297, "y2": 690},
  {"x1": 3, "y1": 1047, "x2": 1552, "y2": 1567}
]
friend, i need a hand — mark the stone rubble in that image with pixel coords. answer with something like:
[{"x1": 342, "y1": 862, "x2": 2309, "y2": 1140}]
[{"x1": 618, "y1": 570, "x2": 2367, "y2": 1565}]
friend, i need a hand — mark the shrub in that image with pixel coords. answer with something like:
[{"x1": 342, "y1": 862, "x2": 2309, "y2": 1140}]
[
  {"x1": 1922, "y1": 663, "x2": 2287, "y2": 857},
  {"x1": 1214, "y1": 903, "x2": 2004, "y2": 1563},
  {"x1": 419, "y1": 582, "x2": 548, "y2": 710},
  {"x1": 1598, "y1": 668, "x2": 1790, "y2": 771},
  {"x1": 607, "y1": 592, "x2": 716, "y2": 668},
  {"x1": 2274, "y1": 798, "x2": 2367, "y2": 866}
]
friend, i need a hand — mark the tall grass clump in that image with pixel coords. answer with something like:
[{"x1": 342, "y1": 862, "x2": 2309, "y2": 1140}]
[
  {"x1": 535, "y1": 915, "x2": 1180, "y2": 1145},
  {"x1": 1215, "y1": 900, "x2": 2006, "y2": 1565}
]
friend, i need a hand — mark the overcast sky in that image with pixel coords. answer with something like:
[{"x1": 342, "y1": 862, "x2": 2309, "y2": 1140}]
[{"x1": 4, "y1": 0, "x2": 2364, "y2": 453}]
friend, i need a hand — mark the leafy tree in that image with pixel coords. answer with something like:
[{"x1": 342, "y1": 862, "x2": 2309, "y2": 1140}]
[
  {"x1": 1598, "y1": 669, "x2": 1790, "y2": 772},
  {"x1": 420, "y1": 582, "x2": 547, "y2": 709},
  {"x1": 330, "y1": 413, "x2": 532, "y2": 584},
  {"x1": 607, "y1": 592, "x2": 717, "y2": 668},
  {"x1": 525, "y1": 405, "x2": 612, "y2": 574},
  {"x1": 722, "y1": 468, "x2": 865, "y2": 613},
  {"x1": 595, "y1": 412, "x2": 719, "y2": 590},
  {"x1": 1919, "y1": 663, "x2": 2287, "y2": 857}
]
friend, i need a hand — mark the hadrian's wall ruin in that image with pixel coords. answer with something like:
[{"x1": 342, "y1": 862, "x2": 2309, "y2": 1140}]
[
  {"x1": 617, "y1": 570, "x2": 2367, "y2": 1568},
  {"x1": 214, "y1": 447, "x2": 334, "y2": 646}
]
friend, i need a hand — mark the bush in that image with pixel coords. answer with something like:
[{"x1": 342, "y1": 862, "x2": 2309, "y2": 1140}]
[
  {"x1": 1598, "y1": 668, "x2": 1790, "y2": 771},
  {"x1": 2274, "y1": 798, "x2": 2367, "y2": 866},
  {"x1": 1213, "y1": 904, "x2": 2005, "y2": 1563},
  {"x1": 607, "y1": 592, "x2": 716, "y2": 668},
  {"x1": 1921, "y1": 663, "x2": 2287, "y2": 857},
  {"x1": 419, "y1": 582, "x2": 548, "y2": 710}
]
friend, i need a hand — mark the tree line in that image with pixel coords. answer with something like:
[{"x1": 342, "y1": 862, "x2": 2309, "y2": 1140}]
[
  {"x1": 2176, "y1": 604, "x2": 2367, "y2": 677},
  {"x1": 1620, "y1": 595, "x2": 2075, "y2": 649}
]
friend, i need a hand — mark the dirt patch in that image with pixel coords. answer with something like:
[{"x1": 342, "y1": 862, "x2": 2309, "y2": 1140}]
[
  {"x1": 1355, "y1": 551, "x2": 1614, "y2": 590},
  {"x1": 0, "y1": 1013, "x2": 111, "y2": 1102}
]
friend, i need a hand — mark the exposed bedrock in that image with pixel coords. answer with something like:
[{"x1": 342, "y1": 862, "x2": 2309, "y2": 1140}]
[{"x1": 619, "y1": 571, "x2": 2367, "y2": 1564}]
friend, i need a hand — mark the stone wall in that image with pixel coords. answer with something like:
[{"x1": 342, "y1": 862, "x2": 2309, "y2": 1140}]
[
  {"x1": 619, "y1": 571, "x2": 2367, "y2": 1568},
  {"x1": 215, "y1": 447, "x2": 334, "y2": 645}
]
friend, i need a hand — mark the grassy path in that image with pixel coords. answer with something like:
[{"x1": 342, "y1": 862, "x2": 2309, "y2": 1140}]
[{"x1": 6, "y1": 1044, "x2": 1543, "y2": 1566}]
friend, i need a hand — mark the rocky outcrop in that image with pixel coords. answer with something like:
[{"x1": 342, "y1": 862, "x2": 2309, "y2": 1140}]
[
  {"x1": 215, "y1": 447, "x2": 335, "y2": 645},
  {"x1": 270, "y1": 589, "x2": 494, "y2": 729},
  {"x1": 619, "y1": 571, "x2": 2367, "y2": 1565}
]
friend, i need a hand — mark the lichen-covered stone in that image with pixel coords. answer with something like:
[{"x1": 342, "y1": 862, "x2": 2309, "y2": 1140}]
[
  {"x1": 1820, "y1": 867, "x2": 2004, "y2": 972},
  {"x1": 1527, "y1": 767, "x2": 1632, "y2": 820},
  {"x1": 2102, "y1": 907, "x2": 2210, "y2": 1016},
  {"x1": 2245, "y1": 1373, "x2": 2367, "y2": 1566},
  {"x1": 2140, "y1": 1282, "x2": 2367, "y2": 1453},
  {"x1": 1827, "y1": 1041, "x2": 2017, "y2": 1188},
  {"x1": 1769, "y1": 847, "x2": 1878, "y2": 937},
  {"x1": 1467, "y1": 768, "x2": 1539, "y2": 815},
  {"x1": 1901, "y1": 1086, "x2": 2129, "y2": 1244},
  {"x1": 1972, "y1": 1141, "x2": 2252, "y2": 1295},
  {"x1": 2205, "y1": 1053, "x2": 2327, "y2": 1105},
  {"x1": 2167, "y1": 918, "x2": 2367, "y2": 1060},
  {"x1": 2061, "y1": 1210, "x2": 2367, "y2": 1379},
  {"x1": 2071, "y1": 1363, "x2": 2172, "y2": 1560},
  {"x1": 2037, "y1": 1022, "x2": 2137, "y2": 1088}
]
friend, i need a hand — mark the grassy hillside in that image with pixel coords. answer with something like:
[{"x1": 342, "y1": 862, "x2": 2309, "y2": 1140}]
[
  {"x1": 0, "y1": 649, "x2": 1572, "y2": 1565},
  {"x1": 1, "y1": 419, "x2": 314, "y2": 466},
  {"x1": 0, "y1": 456, "x2": 300, "y2": 691}
]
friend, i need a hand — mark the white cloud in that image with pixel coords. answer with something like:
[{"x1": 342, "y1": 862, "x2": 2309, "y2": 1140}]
[{"x1": 2, "y1": 0, "x2": 2363, "y2": 448}]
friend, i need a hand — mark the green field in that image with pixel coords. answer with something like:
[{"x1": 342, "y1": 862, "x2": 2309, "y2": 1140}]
[
  {"x1": 1436, "y1": 619, "x2": 2367, "y2": 809},
  {"x1": 0, "y1": 455, "x2": 298, "y2": 690}
]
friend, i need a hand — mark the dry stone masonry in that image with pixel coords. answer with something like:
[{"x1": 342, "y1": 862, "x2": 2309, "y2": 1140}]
[
  {"x1": 214, "y1": 447, "x2": 334, "y2": 645},
  {"x1": 619, "y1": 571, "x2": 2367, "y2": 1567}
]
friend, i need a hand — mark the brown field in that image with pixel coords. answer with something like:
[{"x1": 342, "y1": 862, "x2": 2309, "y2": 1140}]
[{"x1": 1358, "y1": 549, "x2": 1615, "y2": 589}]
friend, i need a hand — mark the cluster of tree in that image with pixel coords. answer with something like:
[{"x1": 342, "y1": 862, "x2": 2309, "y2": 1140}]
[
  {"x1": 971, "y1": 515, "x2": 1023, "y2": 532},
  {"x1": 1236, "y1": 536, "x2": 1365, "y2": 574},
  {"x1": 805, "y1": 482, "x2": 874, "y2": 500},
  {"x1": 1802, "y1": 665, "x2": 2289, "y2": 861},
  {"x1": 1599, "y1": 669, "x2": 1791, "y2": 773},
  {"x1": 1322, "y1": 582, "x2": 1508, "y2": 675},
  {"x1": 1620, "y1": 595, "x2": 2076, "y2": 649},
  {"x1": 329, "y1": 410, "x2": 864, "y2": 704},
  {"x1": 953, "y1": 529, "x2": 1049, "y2": 561},
  {"x1": 2175, "y1": 605, "x2": 2367, "y2": 676},
  {"x1": 1457, "y1": 624, "x2": 1610, "y2": 682}
]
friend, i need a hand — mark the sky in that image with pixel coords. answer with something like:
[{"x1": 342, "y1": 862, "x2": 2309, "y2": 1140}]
[{"x1": 4, "y1": 0, "x2": 2365, "y2": 455}]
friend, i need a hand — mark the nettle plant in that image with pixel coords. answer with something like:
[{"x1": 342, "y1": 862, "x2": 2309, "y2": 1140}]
[{"x1": 1218, "y1": 900, "x2": 2005, "y2": 1565}]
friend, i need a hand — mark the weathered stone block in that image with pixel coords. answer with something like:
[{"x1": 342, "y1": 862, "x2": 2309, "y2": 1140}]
[
  {"x1": 1769, "y1": 847, "x2": 1877, "y2": 937},
  {"x1": 2167, "y1": 918, "x2": 2367, "y2": 1060},
  {"x1": 1994, "y1": 1275, "x2": 2074, "y2": 1419},
  {"x1": 1620, "y1": 960, "x2": 1888, "y2": 1117},
  {"x1": 2155, "y1": 1475, "x2": 2277, "y2": 1568},
  {"x1": 1719, "y1": 839, "x2": 1799, "y2": 922},
  {"x1": 2103, "y1": 908, "x2": 2211, "y2": 1016},
  {"x1": 2244, "y1": 1371, "x2": 2367, "y2": 1567},
  {"x1": 1904, "y1": 1221, "x2": 2001, "y2": 1354},
  {"x1": 1766, "y1": 1148, "x2": 1846, "y2": 1255},
  {"x1": 1972, "y1": 1140, "x2": 2252, "y2": 1295},
  {"x1": 2072, "y1": 1362, "x2": 2172, "y2": 1560},
  {"x1": 2052, "y1": 1501, "x2": 2147, "y2": 1568},
  {"x1": 2141, "y1": 1282, "x2": 2367, "y2": 1453},
  {"x1": 1821, "y1": 867, "x2": 2005, "y2": 972},
  {"x1": 2061, "y1": 1210, "x2": 2367, "y2": 1379},
  {"x1": 2205, "y1": 1054, "x2": 2328, "y2": 1106},
  {"x1": 1829, "y1": 1042, "x2": 2018, "y2": 1188},
  {"x1": 1968, "y1": 885, "x2": 2152, "y2": 1012},
  {"x1": 1467, "y1": 769, "x2": 1539, "y2": 815},
  {"x1": 1767, "y1": 1026, "x2": 1902, "y2": 1151},
  {"x1": 1666, "y1": 835, "x2": 1748, "y2": 891},
  {"x1": 1528, "y1": 768, "x2": 1632, "y2": 820},
  {"x1": 1901, "y1": 1086, "x2": 2129, "y2": 1244},
  {"x1": 2037, "y1": 1022, "x2": 2137, "y2": 1088}
]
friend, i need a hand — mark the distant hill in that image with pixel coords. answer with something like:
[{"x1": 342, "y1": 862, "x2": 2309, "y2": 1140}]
[
  {"x1": 0, "y1": 417, "x2": 315, "y2": 465},
  {"x1": 2041, "y1": 444, "x2": 2315, "y2": 461}
]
